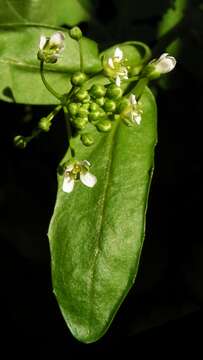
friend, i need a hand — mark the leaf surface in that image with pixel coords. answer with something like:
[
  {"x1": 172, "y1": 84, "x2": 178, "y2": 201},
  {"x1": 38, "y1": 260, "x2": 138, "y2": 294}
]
[{"x1": 48, "y1": 87, "x2": 157, "y2": 343}]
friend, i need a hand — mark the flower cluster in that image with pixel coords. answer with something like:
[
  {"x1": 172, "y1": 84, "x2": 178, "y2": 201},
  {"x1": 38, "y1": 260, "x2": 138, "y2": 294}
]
[{"x1": 34, "y1": 32, "x2": 177, "y2": 194}]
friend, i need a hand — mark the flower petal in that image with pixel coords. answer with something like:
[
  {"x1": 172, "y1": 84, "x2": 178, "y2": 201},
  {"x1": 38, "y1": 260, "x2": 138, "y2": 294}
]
[
  {"x1": 81, "y1": 160, "x2": 91, "y2": 168},
  {"x1": 115, "y1": 75, "x2": 121, "y2": 87},
  {"x1": 39, "y1": 35, "x2": 47, "y2": 50},
  {"x1": 65, "y1": 163, "x2": 74, "y2": 172},
  {"x1": 159, "y1": 53, "x2": 169, "y2": 60},
  {"x1": 108, "y1": 57, "x2": 114, "y2": 69},
  {"x1": 62, "y1": 176, "x2": 75, "y2": 193},
  {"x1": 133, "y1": 113, "x2": 142, "y2": 125},
  {"x1": 50, "y1": 31, "x2": 65, "y2": 48},
  {"x1": 129, "y1": 94, "x2": 137, "y2": 105},
  {"x1": 114, "y1": 47, "x2": 123, "y2": 60},
  {"x1": 80, "y1": 172, "x2": 97, "y2": 188},
  {"x1": 156, "y1": 54, "x2": 176, "y2": 73}
]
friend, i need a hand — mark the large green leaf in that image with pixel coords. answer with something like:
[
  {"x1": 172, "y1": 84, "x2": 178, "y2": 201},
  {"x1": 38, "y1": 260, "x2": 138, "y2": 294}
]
[
  {"x1": 0, "y1": 24, "x2": 102, "y2": 104},
  {"x1": 48, "y1": 87, "x2": 157, "y2": 343},
  {"x1": 0, "y1": 0, "x2": 91, "y2": 26}
]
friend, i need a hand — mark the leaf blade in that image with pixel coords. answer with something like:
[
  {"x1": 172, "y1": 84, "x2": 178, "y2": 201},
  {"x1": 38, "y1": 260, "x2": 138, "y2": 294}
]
[{"x1": 48, "y1": 87, "x2": 157, "y2": 343}]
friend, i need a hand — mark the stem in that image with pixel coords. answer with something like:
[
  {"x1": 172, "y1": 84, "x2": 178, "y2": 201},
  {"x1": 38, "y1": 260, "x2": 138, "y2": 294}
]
[
  {"x1": 27, "y1": 105, "x2": 62, "y2": 144},
  {"x1": 78, "y1": 39, "x2": 84, "y2": 72},
  {"x1": 48, "y1": 105, "x2": 62, "y2": 120},
  {"x1": 40, "y1": 61, "x2": 61, "y2": 100},
  {"x1": 63, "y1": 106, "x2": 75, "y2": 158}
]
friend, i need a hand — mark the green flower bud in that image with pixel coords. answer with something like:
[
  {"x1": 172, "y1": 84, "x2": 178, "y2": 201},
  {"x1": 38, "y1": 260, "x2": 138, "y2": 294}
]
[
  {"x1": 96, "y1": 119, "x2": 112, "y2": 132},
  {"x1": 106, "y1": 84, "x2": 123, "y2": 99},
  {"x1": 68, "y1": 102, "x2": 79, "y2": 116},
  {"x1": 69, "y1": 26, "x2": 83, "y2": 41},
  {"x1": 114, "y1": 114, "x2": 120, "y2": 121},
  {"x1": 38, "y1": 117, "x2": 51, "y2": 132},
  {"x1": 82, "y1": 94, "x2": 91, "y2": 103},
  {"x1": 95, "y1": 97, "x2": 105, "y2": 106},
  {"x1": 78, "y1": 107, "x2": 89, "y2": 118},
  {"x1": 14, "y1": 135, "x2": 27, "y2": 149},
  {"x1": 88, "y1": 110, "x2": 105, "y2": 123},
  {"x1": 90, "y1": 84, "x2": 106, "y2": 99},
  {"x1": 81, "y1": 103, "x2": 90, "y2": 110},
  {"x1": 75, "y1": 89, "x2": 89, "y2": 101},
  {"x1": 71, "y1": 72, "x2": 87, "y2": 86},
  {"x1": 117, "y1": 98, "x2": 130, "y2": 113},
  {"x1": 72, "y1": 117, "x2": 88, "y2": 129},
  {"x1": 89, "y1": 102, "x2": 99, "y2": 112},
  {"x1": 104, "y1": 99, "x2": 116, "y2": 112},
  {"x1": 81, "y1": 133, "x2": 94, "y2": 146}
]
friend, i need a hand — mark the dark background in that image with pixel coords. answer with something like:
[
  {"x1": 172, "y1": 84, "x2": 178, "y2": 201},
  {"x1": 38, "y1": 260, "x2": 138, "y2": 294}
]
[{"x1": 0, "y1": 0, "x2": 202, "y2": 356}]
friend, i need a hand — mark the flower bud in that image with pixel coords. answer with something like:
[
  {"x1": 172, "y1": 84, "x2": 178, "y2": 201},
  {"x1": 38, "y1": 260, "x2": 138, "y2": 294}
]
[
  {"x1": 89, "y1": 102, "x2": 99, "y2": 112},
  {"x1": 14, "y1": 135, "x2": 27, "y2": 149},
  {"x1": 38, "y1": 117, "x2": 51, "y2": 132},
  {"x1": 69, "y1": 26, "x2": 83, "y2": 41},
  {"x1": 81, "y1": 103, "x2": 90, "y2": 110},
  {"x1": 68, "y1": 102, "x2": 79, "y2": 116},
  {"x1": 104, "y1": 99, "x2": 116, "y2": 112},
  {"x1": 106, "y1": 84, "x2": 123, "y2": 99},
  {"x1": 89, "y1": 110, "x2": 105, "y2": 123},
  {"x1": 117, "y1": 98, "x2": 130, "y2": 113},
  {"x1": 96, "y1": 119, "x2": 112, "y2": 132},
  {"x1": 81, "y1": 133, "x2": 94, "y2": 146},
  {"x1": 71, "y1": 72, "x2": 87, "y2": 86},
  {"x1": 95, "y1": 97, "x2": 105, "y2": 107},
  {"x1": 90, "y1": 84, "x2": 106, "y2": 99},
  {"x1": 78, "y1": 107, "x2": 89, "y2": 118},
  {"x1": 82, "y1": 94, "x2": 91, "y2": 104},
  {"x1": 75, "y1": 89, "x2": 89, "y2": 101},
  {"x1": 72, "y1": 117, "x2": 88, "y2": 129},
  {"x1": 145, "y1": 53, "x2": 176, "y2": 79}
]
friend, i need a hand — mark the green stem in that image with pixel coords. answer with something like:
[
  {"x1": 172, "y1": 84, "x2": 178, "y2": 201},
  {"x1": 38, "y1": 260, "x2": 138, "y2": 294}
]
[
  {"x1": 63, "y1": 106, "x2": 75, "y2": 158},
  {"x1": 40, "y1": 61, "x2": 61, "y2": 100},
  {"x1": 28, "y1": 105, "x2": 62, "y2": 143},
  {"x1": 78, "y1": 39, "x2": 84, "y2": 72},
  {"x1": 48, "y1": 105, "x2": 62, "y2": 120}
]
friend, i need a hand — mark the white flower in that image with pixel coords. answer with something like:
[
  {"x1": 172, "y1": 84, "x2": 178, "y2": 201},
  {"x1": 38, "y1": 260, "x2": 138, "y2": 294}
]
[
  {"x1": 150, "y1": 53, "x2": 176, "y2": 74},
  {"x1": 62, "y1": 160, "x2": 97, "y2": 193},
  {"x1": 104, "y1": 47, "x2": 128, "y2": 86},
  {"x1": 38, "y1": 31, "x2": 65, "y2": 63},
  {"x1": 121, "y1": 94, "x2": 143, "y2": 126}
]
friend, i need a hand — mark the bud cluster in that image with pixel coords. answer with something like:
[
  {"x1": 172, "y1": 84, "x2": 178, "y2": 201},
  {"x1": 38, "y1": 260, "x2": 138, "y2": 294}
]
[{"x1": 66, "y1": 74, "x2": 132, "y2": 145}]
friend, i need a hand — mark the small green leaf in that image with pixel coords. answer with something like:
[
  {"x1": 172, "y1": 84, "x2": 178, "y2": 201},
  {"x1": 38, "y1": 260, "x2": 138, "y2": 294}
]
[
  {"x1": 0, "y1": 25, "x2": 102, "y2": 104},
  {"x1": 48, "y1": 87, "x2": 157, "y2": 343}
]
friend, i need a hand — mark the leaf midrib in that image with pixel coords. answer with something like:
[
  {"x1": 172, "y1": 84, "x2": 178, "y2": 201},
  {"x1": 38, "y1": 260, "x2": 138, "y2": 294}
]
[{"x1": 88, "y1": 120, "x2": 120, "y2": 325}]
